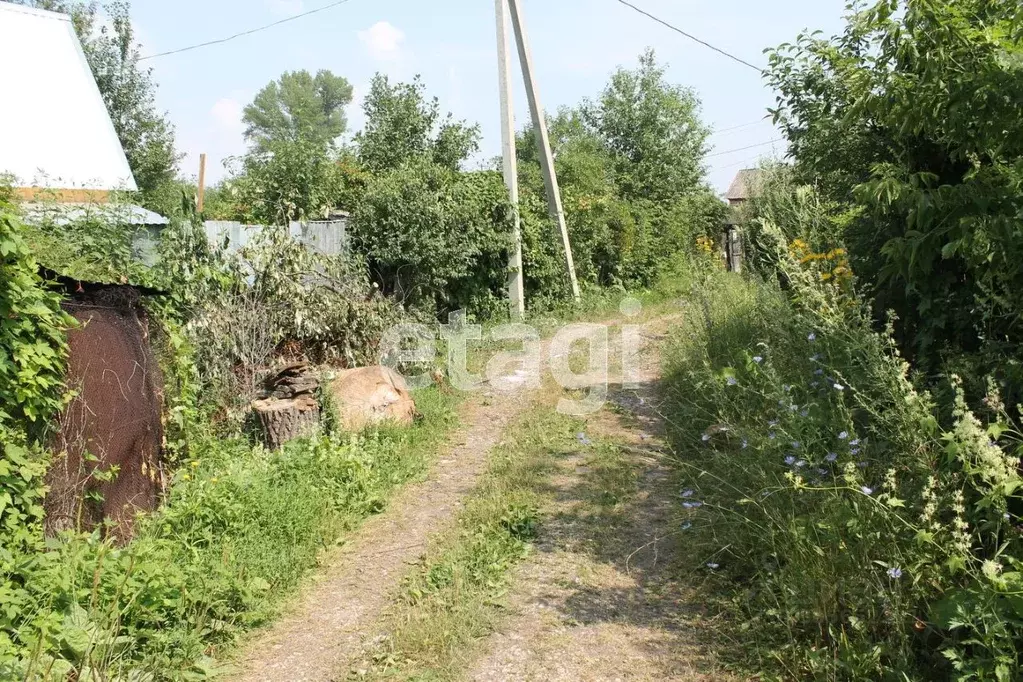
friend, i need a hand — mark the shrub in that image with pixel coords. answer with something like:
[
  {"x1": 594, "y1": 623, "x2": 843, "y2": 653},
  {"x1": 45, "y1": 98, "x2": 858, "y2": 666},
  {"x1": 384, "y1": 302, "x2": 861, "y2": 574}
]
[
  {"x1": 0, "y1": 389, "x2": 457, "y2": 680},
  {"x1": 662, "y1": 256, "x2": 1023, "y2": 678},
  {"x1": 0, "y1": 203, "x2": 74, "y2": 673}
]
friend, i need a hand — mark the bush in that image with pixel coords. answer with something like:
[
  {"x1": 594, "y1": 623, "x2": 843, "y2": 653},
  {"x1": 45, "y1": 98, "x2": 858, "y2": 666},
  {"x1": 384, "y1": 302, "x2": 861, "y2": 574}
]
[
  {"x1": 662, "y1": 256, "x2": 1023, "y2": 678},
  {"x1": 350, "y1": 161, "x2": 513, "y2": 318},
  {"x1": 0, "y1": 389, "x2": 457, "y2": 680}
]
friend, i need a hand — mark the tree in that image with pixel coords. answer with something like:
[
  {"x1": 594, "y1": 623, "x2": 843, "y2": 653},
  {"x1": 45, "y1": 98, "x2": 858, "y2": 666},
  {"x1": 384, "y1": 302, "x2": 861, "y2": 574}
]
[
  {"x1": 766, "y1": 0, "x2": 1023, "y2": 403},
  {"x1": 355, "y1": 74, "x2": 480, "y2": 173},
  {"x1": 15, "y1": 1, "x2": 180, "y2": 211},
  {"x1": 242, "y1": 69, "x2": 353, "y2": 151},
  {"x1": 585, "y1": 49, "x2": 710, "y2": 205}
]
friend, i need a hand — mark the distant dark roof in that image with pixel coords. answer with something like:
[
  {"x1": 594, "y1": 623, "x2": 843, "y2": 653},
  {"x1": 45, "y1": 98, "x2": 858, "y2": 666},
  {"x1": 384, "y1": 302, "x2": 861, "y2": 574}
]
[{"x1": 726, "y1": 169, "x2": 765, "y2": 201}]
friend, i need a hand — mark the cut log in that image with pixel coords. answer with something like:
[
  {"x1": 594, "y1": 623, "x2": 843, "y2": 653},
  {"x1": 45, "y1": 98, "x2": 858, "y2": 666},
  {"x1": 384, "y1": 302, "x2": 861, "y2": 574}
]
[{"x1": 252, "y1": 395, "x2": 320, "y2": 449}]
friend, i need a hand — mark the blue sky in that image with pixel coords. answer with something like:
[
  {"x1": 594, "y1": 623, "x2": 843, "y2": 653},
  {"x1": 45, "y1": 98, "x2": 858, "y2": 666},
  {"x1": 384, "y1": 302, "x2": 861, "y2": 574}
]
[{"x1": 131, "y1": 0, "x2": 849, "y2": 192}]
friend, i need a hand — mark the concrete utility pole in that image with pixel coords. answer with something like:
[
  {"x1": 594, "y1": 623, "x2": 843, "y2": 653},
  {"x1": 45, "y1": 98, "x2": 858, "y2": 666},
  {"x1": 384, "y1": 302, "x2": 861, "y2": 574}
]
[
  {"x1": 506, "y1": 0, "x2": 581, "y2": 302},
  {"x1": 495, "y1": 0, "x2": 525, "y2": 320}
]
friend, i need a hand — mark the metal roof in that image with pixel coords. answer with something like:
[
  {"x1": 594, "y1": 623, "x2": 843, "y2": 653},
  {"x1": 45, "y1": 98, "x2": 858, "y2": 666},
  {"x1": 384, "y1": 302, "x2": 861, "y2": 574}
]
[
  {"x1": 0, "y1": 2, "x2": 137, "y2": 191},
  {"x1": 23, "y1": 202, "x2": 169, "y2": 226}
]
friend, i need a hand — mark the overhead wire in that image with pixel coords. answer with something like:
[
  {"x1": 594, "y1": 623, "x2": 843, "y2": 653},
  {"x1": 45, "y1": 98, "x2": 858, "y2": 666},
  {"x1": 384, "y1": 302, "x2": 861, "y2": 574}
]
[
  {"x1": 709, "y1": 118, "x2": 770, "y2": 135},
  {"x1": 706, "y1": 139, "x2": 783, "y2": 158},
  {"x1": 612, "y1": 0, "x2": 765, "y2": 74},
  {"x1": 139, "y1": 0, "x2": 355, "y2": 61}
]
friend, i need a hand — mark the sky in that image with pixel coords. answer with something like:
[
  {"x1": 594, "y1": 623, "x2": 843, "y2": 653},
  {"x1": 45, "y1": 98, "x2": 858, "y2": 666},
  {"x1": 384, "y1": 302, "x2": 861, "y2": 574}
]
[{"x1": 129, "y1": 0, "x2": 851, "y2": 194}]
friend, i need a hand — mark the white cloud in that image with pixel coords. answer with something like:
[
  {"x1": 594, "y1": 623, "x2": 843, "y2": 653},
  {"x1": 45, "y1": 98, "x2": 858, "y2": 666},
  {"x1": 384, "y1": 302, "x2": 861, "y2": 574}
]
[
  {"x1": 266, "y1": 0, "x2": 304, "y2": 16},
  {"x1": 358, "y1": 21, "x2": 405, "y2": 62}
]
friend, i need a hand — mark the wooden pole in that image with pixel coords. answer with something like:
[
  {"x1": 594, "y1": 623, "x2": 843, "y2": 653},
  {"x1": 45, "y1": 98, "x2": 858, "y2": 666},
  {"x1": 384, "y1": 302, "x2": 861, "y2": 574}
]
[
  {"x1": 506, "y1": 0, "x2": 581, "y2": 302},
  {"x1": 496, "y1": 0, "x2": 525, "y2": 319},
  {"x1": 197, "y1": 153, "x2": 207, "y2": 214}
]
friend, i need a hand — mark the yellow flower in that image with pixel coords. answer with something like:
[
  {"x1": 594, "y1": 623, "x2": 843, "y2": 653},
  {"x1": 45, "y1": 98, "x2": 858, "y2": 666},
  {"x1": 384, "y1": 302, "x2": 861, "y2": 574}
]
[
  {"x1": 182, "y1": 473, "x2": 191, "y2": 481},
  {"x1": 190, "y1": 461, "x2": 199, "y2": 468},
  {"x1": 821, "y1": 272, "x2": 833, "y2": 282}
]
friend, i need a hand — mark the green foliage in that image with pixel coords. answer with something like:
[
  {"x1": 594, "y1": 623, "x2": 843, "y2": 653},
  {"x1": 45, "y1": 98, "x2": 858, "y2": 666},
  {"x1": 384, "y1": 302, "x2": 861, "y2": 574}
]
[
  {"x1": 231, "y1": 137, "x2": 346, "y2": 224},
  {"x1": 0, "y1": 390, "x2": 458, "y2": 679},
  {"x1": 585, "y1": 48, "x2": 710, "y2": 205},
  {"x1": 243, "y1": 69, "x2": 354, "y2": 151},
  {"x1": 0, "y1": 203, "x2": 73, "y2": 668},
  {"x1": 766, "y1": 0, "x2": 1023, "y2": 410},
  {"x1": 350, "y1": 161, "x2": 512, "y2": 316},
  {"x1": 663, "y1": 242, "x2": 1023, "y2": 680},
  {"x1": 20, "y1": 200, "x2": 152, "y2": 285},
  {"x1": 355, "y1": 74, "x2": 481, "y2": 174},
  {"x1": 513, "y1": 53, "x2": 724, "y2": 303}
]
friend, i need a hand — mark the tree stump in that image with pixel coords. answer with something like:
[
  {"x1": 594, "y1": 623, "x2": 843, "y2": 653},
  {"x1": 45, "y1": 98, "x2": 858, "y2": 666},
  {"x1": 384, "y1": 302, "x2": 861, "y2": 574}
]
[{"x1": 252, "y1": 395, "x2": 320, "y2": 449}]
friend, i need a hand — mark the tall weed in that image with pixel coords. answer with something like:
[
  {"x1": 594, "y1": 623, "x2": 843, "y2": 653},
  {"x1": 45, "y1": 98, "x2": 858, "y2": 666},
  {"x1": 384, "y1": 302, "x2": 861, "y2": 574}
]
[
  {"x1": 662, "y1": 263, "x2": 1023, "y2": 679},
  {"x1": 1, "y1": 389, "x2": 457, "y2": 680}
]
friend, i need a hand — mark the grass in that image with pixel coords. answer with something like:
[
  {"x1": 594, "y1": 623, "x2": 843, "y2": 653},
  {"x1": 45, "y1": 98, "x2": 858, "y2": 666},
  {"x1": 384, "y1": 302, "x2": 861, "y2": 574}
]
[
  {"x1": 4, "y1": 387, "x2": 461, "y2": 681},
  {"x1": 348, "y1": 399, "x2": 576, "y2": 680},
  {"x1": 659, "y1": 266, "x2": 1023, "y2": 679},
  {"x1": 348, "y1": 389, "x2": 649, "y2": 680}
]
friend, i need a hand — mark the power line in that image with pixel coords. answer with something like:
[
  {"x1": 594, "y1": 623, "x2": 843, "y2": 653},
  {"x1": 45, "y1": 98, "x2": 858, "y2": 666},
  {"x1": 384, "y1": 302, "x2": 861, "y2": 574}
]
[
  {"x1": 139, "y1": 0, "x2": 355, "y2": 61},
  {"x1": 612, "y1": 0, "x2": 764, "y2": 74},
  {"x1": 710, "y1": 118, "x2": 770, "y2": 135},
  {"x1": 706, "y1": 138, "x2": 783, "y2": 158}
]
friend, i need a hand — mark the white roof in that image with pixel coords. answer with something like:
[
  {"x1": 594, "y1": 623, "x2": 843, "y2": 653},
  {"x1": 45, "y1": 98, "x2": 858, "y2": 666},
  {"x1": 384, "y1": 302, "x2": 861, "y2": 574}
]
[
  {"x1": 23, "y1": 202, "x2": 169, "y2": 226},
  {"x1": 0, "y1": 3, "x2": 137, "y2": 191}
]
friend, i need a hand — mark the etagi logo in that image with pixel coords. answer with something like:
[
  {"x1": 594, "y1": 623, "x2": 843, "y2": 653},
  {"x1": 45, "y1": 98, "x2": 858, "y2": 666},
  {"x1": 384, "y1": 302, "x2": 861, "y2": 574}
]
[{"x1": 379, "y1": 298, "x2": 648, "y2": 416}]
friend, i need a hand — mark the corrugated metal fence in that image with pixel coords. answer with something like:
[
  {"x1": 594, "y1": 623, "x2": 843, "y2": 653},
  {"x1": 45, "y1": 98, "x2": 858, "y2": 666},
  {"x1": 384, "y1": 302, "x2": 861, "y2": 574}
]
[{"x1": 203, "y1": 219, "x2": 348, "y2": 256}]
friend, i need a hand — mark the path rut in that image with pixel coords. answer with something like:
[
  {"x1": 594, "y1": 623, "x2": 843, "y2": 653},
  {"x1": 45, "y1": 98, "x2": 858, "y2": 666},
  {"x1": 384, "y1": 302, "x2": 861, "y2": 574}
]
[
  {"x1": 468, "y1": 316, "x2": 732, "y2": 681},
  {"x1": 227, "y1": 388, "x2": 531, "y2": 681}
]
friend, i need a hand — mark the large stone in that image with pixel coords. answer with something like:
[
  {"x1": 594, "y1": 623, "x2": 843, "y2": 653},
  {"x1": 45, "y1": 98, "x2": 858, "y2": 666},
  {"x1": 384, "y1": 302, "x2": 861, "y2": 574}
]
[{"x1": 328, "y1": 366, "x2": 416, "y2": 431}]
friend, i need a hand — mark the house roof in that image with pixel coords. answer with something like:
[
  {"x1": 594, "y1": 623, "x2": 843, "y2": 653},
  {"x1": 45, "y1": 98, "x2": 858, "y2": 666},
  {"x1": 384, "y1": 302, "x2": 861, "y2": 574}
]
[
  {"x1": 22, "y1": 202, "x2": 169, "y2": 227},
  {"x1": 726, "y1": 168, "x2": 764, "y2": 201},
  {"x1": 0, "y1": 3, "x2": 137, "y2": 192}
]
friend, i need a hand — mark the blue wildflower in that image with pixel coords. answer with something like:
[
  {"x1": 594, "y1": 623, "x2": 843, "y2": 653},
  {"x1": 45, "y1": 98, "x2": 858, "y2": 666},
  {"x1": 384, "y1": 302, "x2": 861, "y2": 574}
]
[
  {"x1": 727, "y1": 376, "x2": 738, "y2": 386},
  {"x1": 682, "y1": 489, "x2": 695, "y2": 498},
  {"x1": 814, "y1": 368, "x2": 824, "y2": 376},
  {"x1": 858, "y1": 461, "x2": 869, "y2": 468},
  {"x1": 795, "y1": 460, "x2": 807, "y2": 468},
  {"x1": 701, "y1": 433, "x2": 710, "y2": 442},
  {"x1": 826, "y1": 452, "x2": 838, "y2": 462},
  {"x1": 834, "y1": 383, "x2": 845, "y2": 391},
  {"x1": 753, "y1": 356, "x2": 763, "y2": 364},
  {"x1": 800, "y1": 408, "x2": 809, "y2": 417},
  {"x1": 839, "y1": 431, "x2": 849, "y2": 440},
  {"x1": 742, "y1": 438, "x2": 749, "y2": 449},
  {"x1": 849, "y1": 439, "x2": 861, "y2": 446},
  {"x1": 791, "y1": 441, "x2": 801, "y2": 449},
  {"x1": 706, "y1": 562, "x2": 720, "y2": 570},
  {"x1": 810, "y1": 381, "x2": 820, "y2": 388},
  {"x1": 769, "y1": 432, "x2": 776, "y2": 440},
  {"x1": 683, "y1": 501, "x2": 703, "y2": 509},
  {"x1": 785, "y1": 455, "x2": 796, "y2": 466},
  {"x1": 861, "y1": 486, "x2": 873, "y2": 495},
  {"x1": 681, "y1": 522, "x2": 692, "y2": 530},
  {"x1": 808, "y1": 333, "x2": 817, "y2": 342},
  {"x1": 887, "y1": 567, "x2": 903, "y2": 579},
  {"x1": 850, "y1": 447, "x2": 861, "y2": 456}
]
